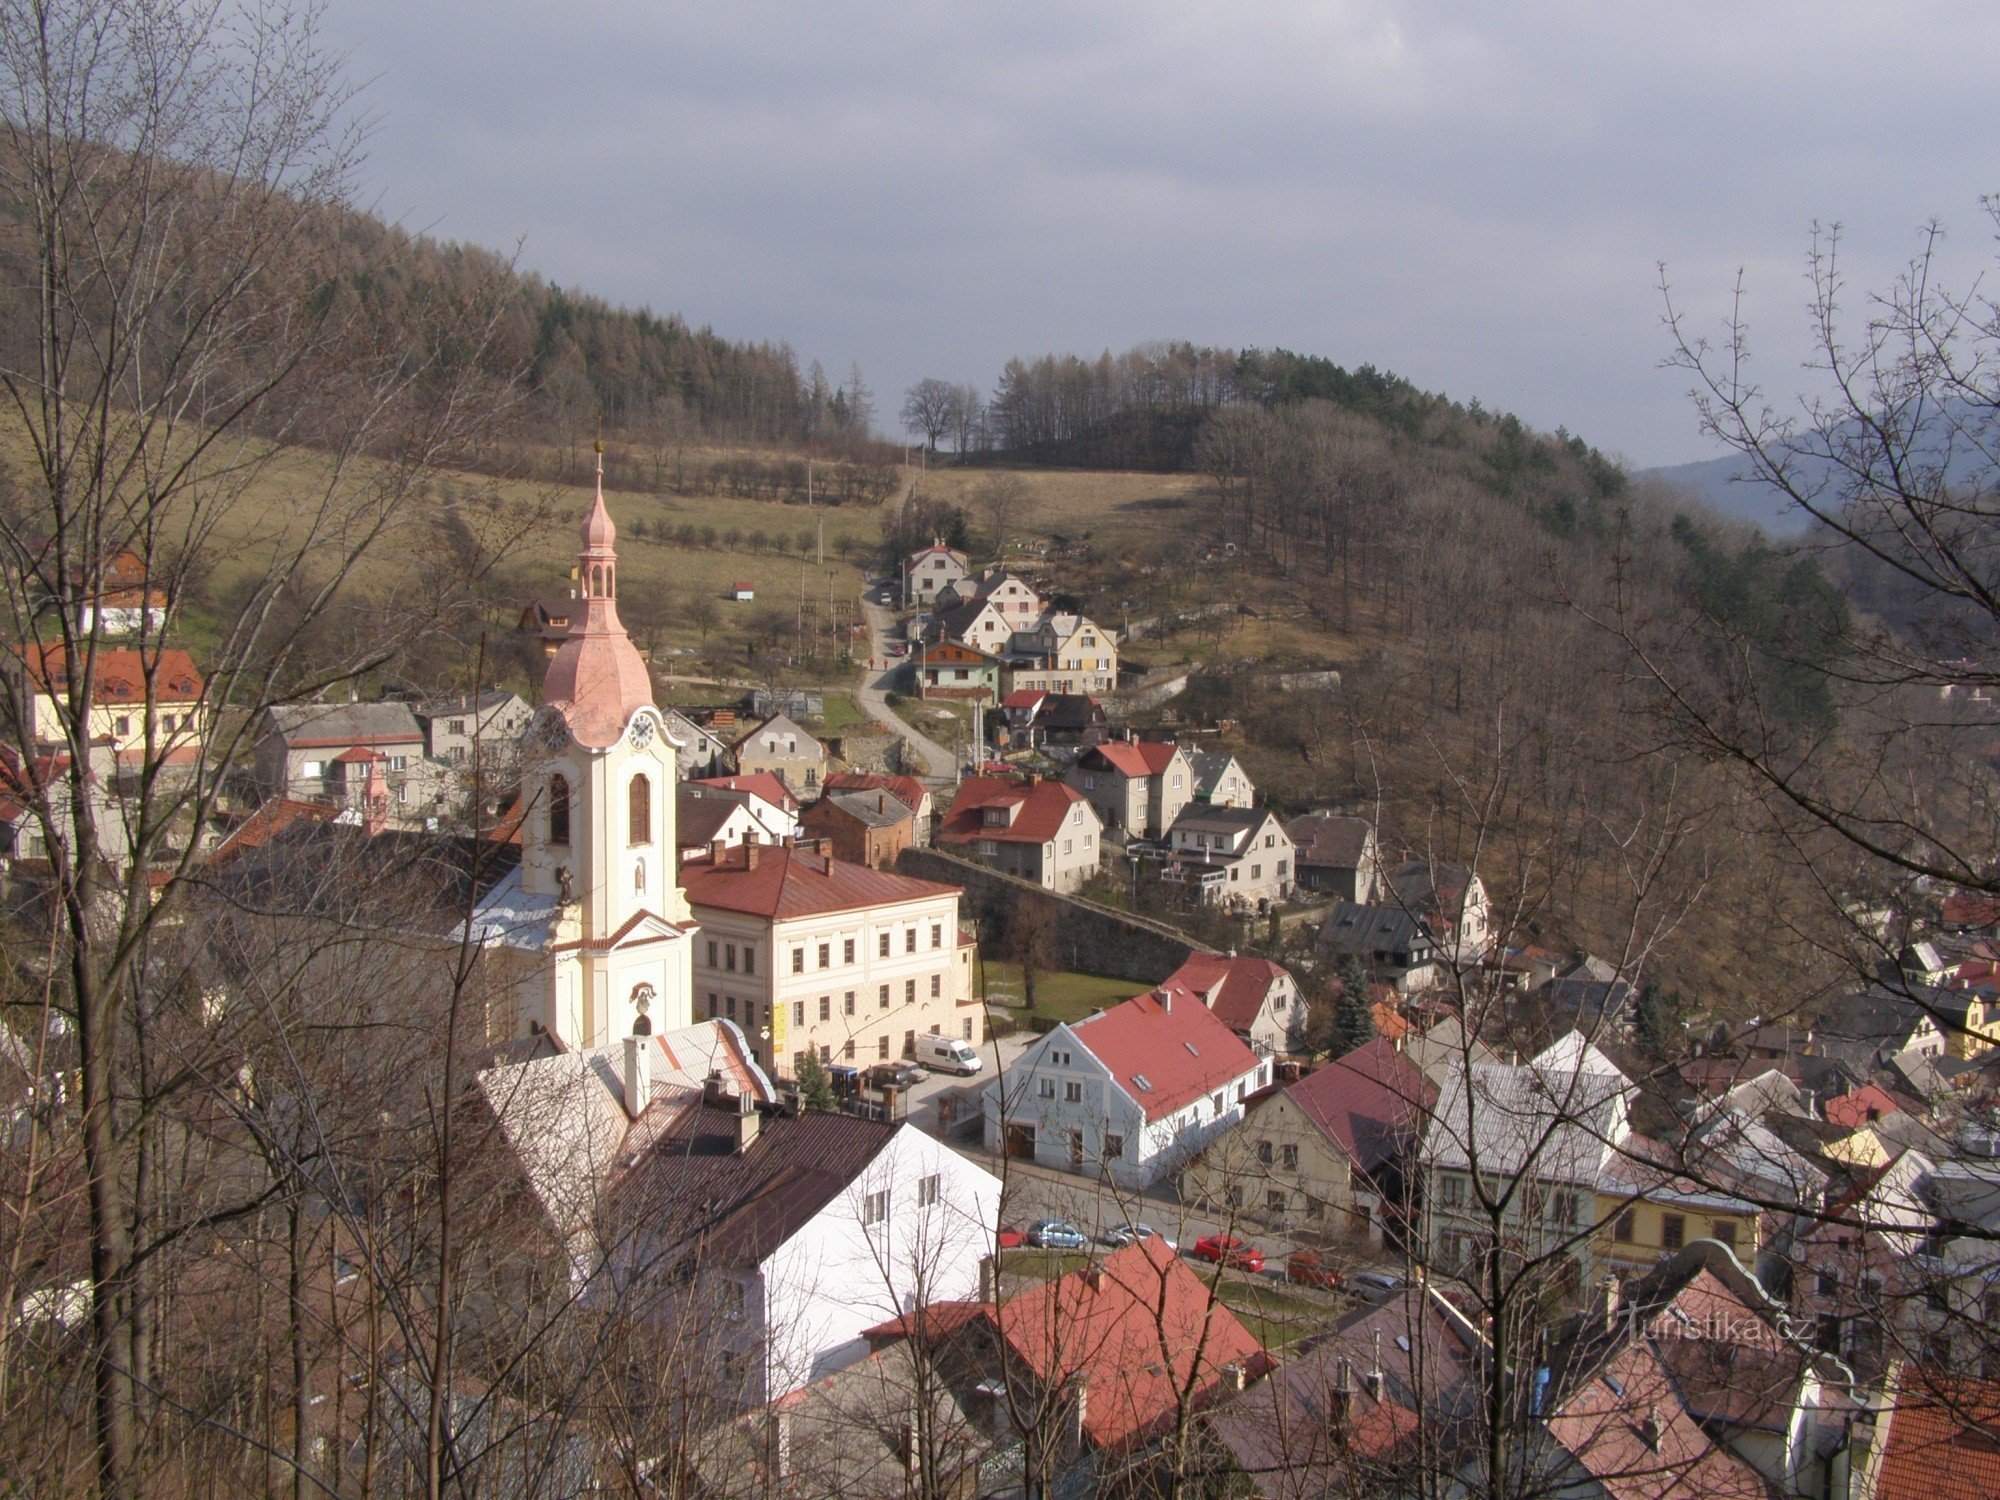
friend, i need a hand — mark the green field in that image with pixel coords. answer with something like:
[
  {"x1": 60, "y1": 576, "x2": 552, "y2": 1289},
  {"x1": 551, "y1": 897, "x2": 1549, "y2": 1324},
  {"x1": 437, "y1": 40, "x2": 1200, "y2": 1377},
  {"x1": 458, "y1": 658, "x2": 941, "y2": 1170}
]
[
  {"x1": 981, "y1": 963, "x2": 1144, "y2": 1023},
  {"x1": 1213, "y1": 1279, "x2": 1331, "y2": 1349}
]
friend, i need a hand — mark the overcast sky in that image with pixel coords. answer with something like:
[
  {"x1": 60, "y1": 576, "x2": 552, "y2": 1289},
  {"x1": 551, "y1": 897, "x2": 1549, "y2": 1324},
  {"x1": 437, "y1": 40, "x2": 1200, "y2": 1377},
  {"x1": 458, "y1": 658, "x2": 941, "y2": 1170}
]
[{"x1": 324, "y1": 1, "x2": 2000, "y2": 468}]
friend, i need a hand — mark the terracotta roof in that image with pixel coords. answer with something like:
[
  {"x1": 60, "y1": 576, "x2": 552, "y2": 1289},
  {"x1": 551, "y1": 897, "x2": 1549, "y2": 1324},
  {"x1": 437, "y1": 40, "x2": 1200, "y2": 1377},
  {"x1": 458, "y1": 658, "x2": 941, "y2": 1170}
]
[
  {"x1": 17, "y1": 643, "x2": 204, "y2": 704},
  {"x1": 822, "y1": 772, "x2": 929, "y2": 812},
  {"x1": 206, "y1": 799, "x2": 339, "y2": 869},
  {"x1": 1545, "y1": 1338, "x2": 1768, "y2": 1499},
  {"x1": 681, "y1": 842, "x2": 958, "y2": 920},
  {"x1": 1163, "y1": 951, "x2": 1293, "y2": 1033},
  {"x1": 1001, "y1": 689, "x2": 1047, "y2": 711},
  {"x1": 1824, "y1": 1083, "x2": 1904, "y2": 1130},
  {"x1": 331, "y1": 746, "x2": 382, "y2": 764},
  {"x1": 1083, "y1": 740, "x2": 1179, "y2": 778},
  {"x1": 1370, "y1": 999, "x2": 1411, "y2": 1040},
  {"x1": 1941, "y1": 893, "x2": 2000, "y2": 930},
  {"x1": 1876, "y1": 1376, "x2": 2000, "y2": 1500},
  {"x1": 1283, "y1": 1037, "x2": 1436, "y2": 1174},
  {"x1": 938, "y1": 776, "x2": 1090, "y2": 846},
  {"x1": 995, "y1": 1237, "x2": 1269, "y2": 1456},
  {"x1": 690, "y1": 772, "x2": 799, "y2": 814},
  {"x1": 1070, "y1": 987, "x2": 1262, "y2": 1123}
]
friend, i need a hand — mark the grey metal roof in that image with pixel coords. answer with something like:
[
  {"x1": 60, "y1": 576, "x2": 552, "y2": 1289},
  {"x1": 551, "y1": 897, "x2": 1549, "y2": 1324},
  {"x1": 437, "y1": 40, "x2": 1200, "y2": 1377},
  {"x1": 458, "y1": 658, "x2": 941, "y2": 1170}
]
[
  {"x1": 1421, "y1": 1035, "x2": 1632, "y2": 1186},
  {"x1": 1318, "y1": 901, "x2": 1427, "y2": 959},
  {"x1": 264, "y1": 700, "x2": 424, "y2": 747},
  {"x1": 1168, "y1": 804, "x2": 1275, "y2": 836}
]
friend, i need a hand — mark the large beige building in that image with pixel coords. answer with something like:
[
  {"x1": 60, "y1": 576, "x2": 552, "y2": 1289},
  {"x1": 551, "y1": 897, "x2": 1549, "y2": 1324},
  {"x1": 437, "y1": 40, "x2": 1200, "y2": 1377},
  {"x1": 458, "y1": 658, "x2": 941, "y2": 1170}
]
[{"x1": 681, "y1": 840, "x2": 977, "y2": 1082}]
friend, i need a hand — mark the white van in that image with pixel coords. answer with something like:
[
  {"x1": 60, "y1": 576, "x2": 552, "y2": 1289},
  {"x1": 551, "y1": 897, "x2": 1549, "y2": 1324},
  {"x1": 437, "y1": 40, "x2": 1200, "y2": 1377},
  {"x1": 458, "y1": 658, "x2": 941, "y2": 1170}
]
[{"x1": 915, "y1": 1033, "x2": 984, "y2": 1076}]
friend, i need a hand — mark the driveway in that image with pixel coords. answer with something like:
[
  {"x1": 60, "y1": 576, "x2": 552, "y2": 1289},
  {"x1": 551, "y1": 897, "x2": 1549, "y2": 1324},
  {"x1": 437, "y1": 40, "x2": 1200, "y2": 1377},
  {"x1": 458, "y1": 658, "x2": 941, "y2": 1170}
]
[{"x1": 855, "y1": 593, "x2": 956, "y2": 779}]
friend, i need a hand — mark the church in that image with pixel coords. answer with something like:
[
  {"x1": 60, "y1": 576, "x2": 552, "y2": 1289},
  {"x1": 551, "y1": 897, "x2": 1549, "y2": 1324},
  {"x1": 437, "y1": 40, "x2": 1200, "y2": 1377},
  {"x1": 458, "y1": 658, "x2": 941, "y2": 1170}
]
[{"x1": 468, "y1": 459, "x2": 697, "y2": 1047}]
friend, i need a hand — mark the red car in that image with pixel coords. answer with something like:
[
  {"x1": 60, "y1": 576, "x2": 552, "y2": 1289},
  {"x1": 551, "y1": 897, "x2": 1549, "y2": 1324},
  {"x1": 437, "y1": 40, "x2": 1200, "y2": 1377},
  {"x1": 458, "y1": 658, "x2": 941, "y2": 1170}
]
[
  {"x1": 1191, "y1": 1234, "x2": 1265, "y2": 1273},
  {"x1": 996, "y1": 1225, "x2": 1027, "y2": 1249},
  {"x1": 1286, "y1": 1250, "x2": 1344, "y2": 1289}
]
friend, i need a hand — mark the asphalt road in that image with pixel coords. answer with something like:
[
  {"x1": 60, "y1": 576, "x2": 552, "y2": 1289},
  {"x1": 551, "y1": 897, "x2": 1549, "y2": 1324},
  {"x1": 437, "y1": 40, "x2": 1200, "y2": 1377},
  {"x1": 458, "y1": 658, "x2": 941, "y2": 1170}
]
[{"x1": 854, "y1": 590, "x2": 956, "y2": 779}]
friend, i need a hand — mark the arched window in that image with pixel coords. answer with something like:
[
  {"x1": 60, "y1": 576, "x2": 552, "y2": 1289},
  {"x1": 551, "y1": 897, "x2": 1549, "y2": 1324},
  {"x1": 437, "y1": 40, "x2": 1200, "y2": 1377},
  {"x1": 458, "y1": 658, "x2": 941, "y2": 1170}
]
[
  {"x1": 629, "y1": 773, "x2": 652, "y2": 846},
  {"x1": 549, "y1": 774, "x2": 571, "y2": 845}
]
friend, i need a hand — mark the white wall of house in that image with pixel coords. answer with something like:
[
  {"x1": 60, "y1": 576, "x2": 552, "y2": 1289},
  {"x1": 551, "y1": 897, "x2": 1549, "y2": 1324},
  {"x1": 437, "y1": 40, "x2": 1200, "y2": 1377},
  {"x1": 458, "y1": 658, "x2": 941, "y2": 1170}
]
[{"x1": 759, "y1": 1128, "x2": 1001, "y2": 1399}]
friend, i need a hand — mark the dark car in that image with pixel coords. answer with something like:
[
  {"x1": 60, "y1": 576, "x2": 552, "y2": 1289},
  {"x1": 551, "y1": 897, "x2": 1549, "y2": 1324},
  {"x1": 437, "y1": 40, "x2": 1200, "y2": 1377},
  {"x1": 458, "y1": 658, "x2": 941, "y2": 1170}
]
[
  {"x1": 1191, "y1": 1234, "x2": 1265, "y2": 1273},
  {"x1": 1025, "y1": 1218, "x2": 1089, "y2": 1251},
  {"x1": 1348, "y1": 1270, "x2": 1407, "y2": 1301},
  {"x1": 867, "y1": 1061, "x2": 925, "y2": 1092},
  {"x1": 1286, "y1": 1250, "x2": 1344, "y2": 1289},
  {"x1": 1098, "y1": 1222, "x2": 1174, "y2": 1250}
]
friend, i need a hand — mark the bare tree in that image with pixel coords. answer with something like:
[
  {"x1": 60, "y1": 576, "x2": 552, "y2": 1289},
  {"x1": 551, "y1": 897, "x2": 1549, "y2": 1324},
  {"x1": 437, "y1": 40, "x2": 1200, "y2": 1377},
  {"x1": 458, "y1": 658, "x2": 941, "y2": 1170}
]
[
  {"x1": 900, "y1": 378, "x2": 957, "y2": 453},
  {"x1": 972, "y1": 473, "x2": 1036, "y2": 563}
]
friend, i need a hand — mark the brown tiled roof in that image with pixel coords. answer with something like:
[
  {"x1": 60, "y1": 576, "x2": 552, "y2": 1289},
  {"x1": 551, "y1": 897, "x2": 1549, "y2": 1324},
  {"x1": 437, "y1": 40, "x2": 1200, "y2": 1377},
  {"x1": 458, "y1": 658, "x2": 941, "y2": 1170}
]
[
  {"x1": 1287, "y1": 813, "x2": 1372, "y2": 869},
  {"x1": 1071, "y1": 987, "x2": 1261, "y2": 1123},
  {"x1": 1876, "y1": 1376, "x2": 2000, "y2": 1500},
  {"x1": 680, "y1": 842, "x2": 958, "y2": 920},
  {"x1": 939, "y1": 776, "x2": 1088, "y2": 845},
  {"x1": 1545, "y1": 1340, "x2": 1768, "y2": 1499},
  {"x1": 18, "y1": 643, "x2": 204, "y2": 703},
  {"x1": 676, "y1": 789, "x2": 744, "y2": 848},
  {"x1": 690, "y1": 772, "x2": 800, "y2": 814},
  {"x1": 207, "y1": 799, "x2": 339, "y2": 869},
  {"x1": 822, "y1": 773, "x2": 929, "y2": 813},
  {"x1": 1283, "y1": 1037, "x2": 1436, "y2": 1174},
  {"x1": 1164, "y1": 951, "x2": 1292, "y2": 1033}
]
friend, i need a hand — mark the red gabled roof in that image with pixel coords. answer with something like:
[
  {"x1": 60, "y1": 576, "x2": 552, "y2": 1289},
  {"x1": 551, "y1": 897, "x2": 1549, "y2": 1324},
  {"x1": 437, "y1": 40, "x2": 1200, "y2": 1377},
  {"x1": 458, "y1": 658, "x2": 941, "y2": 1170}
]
[
  {"x1": 680, "y1": 842, "x2": 959, "y2": 920},
  {"x1": 939, "y1": 776, "x2": 1089, "y2": 846},
  {"x1": 1875, "y1": 1376, "x2": 2000, "y2": 1500},
  {"x1": 1165, "y1": 951, "x2": 1292, "y2": 1033},
  {"x1": 1942, "y1": 893, "x2": 2000, "y2": 930},
  {"x1": 995, "y1": 1237, "x2": 1270, "y2": 1456},
  {"x1": 1282, "y1": 1037, "x2": 1436, "y2": 1174},
  {"x1": 207, "y1": 799, "x2": 339, "y2": 869},
  {"x1": 1071, "y1": 986, "x2": 1261, "y2": 1123},
  {"x1": 17, "y1": 643, "x2": 204, "y2": 704},
  {"x1": 823, "y1": 772, "x2": 930, "y2": 812},
  {"x1": 1001, "y1": 689, "x2": 1047, "y2": 711},
  {"x1": 1546, "y1": 1339, "x2": 1767, "y2": 1499},
  {"x1": 1824, "y1": 1083, "x2": 1904, "y2": 1131},
  {"x1": 691, "y1": 772, "x2": 799, "y2": 814}
]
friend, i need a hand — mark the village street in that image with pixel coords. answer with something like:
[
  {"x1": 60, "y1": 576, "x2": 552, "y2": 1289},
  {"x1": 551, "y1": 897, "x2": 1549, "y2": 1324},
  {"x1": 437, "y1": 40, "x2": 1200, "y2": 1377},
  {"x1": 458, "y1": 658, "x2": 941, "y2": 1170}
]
[{"x1": 854, "y1": 588, "x2": 957, "y2": 778}]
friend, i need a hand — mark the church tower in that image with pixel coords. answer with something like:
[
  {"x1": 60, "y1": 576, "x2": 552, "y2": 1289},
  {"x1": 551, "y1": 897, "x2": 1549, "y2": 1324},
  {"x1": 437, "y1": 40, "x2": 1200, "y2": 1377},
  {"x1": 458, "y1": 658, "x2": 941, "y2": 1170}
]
[{"x1": 517, "y1": 451, "x2": 692, "y2": 1045}]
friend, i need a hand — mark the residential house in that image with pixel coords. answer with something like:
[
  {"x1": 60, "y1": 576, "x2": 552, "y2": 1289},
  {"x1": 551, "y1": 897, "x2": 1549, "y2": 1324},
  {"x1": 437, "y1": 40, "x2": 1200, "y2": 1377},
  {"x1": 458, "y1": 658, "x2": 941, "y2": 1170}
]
[
  {"x1": 1205, "y1": 1285, "x2": 1485, "y2": 1496},
  {"x1": 999, "y1": 690, "x2": 1109, "y2": 750},
  {"x1": 983, "y1": 985, "x2": 1271, "y2": 1188},
  {"x1": 822, "y1": 772, "x2": 933, "y2": 844},
  {"x1": 1188, "y1": 751, "x2": 1255, "y2": 808},
  {"x1": 680, "y1": 839, "x2": 977, "y2": 1081},
  {"x1": 1317, "y1": 902, "x2": 1440, "y2": 991},
  {"x1": 1198, "y1": 1036, "x2": 1436, "y2": 1245},
  {"x1": 677, "y1": 788, "x2": 765, "y2": 860},
  {"x1": 912, "y1": 639, "x2": 1003, "y2": 704},
  {"x1": 661, "y1": 707, "x2": 729, "y2": 780},
  {"x1": 413, "y1": 689, "x2": 532, "y2": 767},
  {"x1": 800, "y1": 788, "x2": 918, "y2": 869},
  {"x1": 0, "y1": 743, "x2": 133, "y2": 876},
  {"x1": 1066, "y1": 739, "x2": 1194, "y2": 840},
  {"x1": 937, "y1": 775, "x2": 1103, "y2": 893},
  {"x1": 59, "y1": 548, "x2": 169, "y2": 635},
  {"x1": 480, "y1": 1022, "x2": 1002, "y2": 1404},
  {"x1": 1386, "y1": 858, "x2": 1491, "y2": 963},
  {"x1": 929, "y1": 596, "x2": 1017, "y2": 657},
  {"x1": 934, "y1": 569, "x2": 1043, "y2": 631},
  {"x1": 1422, "y1": 1033, "x2": 1636, "y2": 1292},
  {"x1": 902, "y1": 539, "x2": 972, "y2": 607},
  {"x1": 1594, "y1": 1132, "x2": 1765, "y2": 1272},
  {"x1": 1002, "y1": 612, "x2": 1119, "y2": 697},
  {"x1": 688, "y1": 772, "x2": 801, "y2": 844},
  {"x1": 1159, "y1": 804, "x2": 1295, "y2": 910},
  {"x1": 731, "y1": 713, "x2": 826, "y2": 794},
  {"x1": 1162, "y1": 950, "x2": 1309, "y2": 1055},
  {"x1": 517, "y1": 592, "x2": 578, "y2": 657},
  {"x1": 251, "y1": 700, "x2": 440, "y2": 813},
  {"x1": 9, "y1": 643, "x2": 207, "y2": 787},
  {"x1": 1285, "y1": 813, "x2": 1378, "y2": 902}
]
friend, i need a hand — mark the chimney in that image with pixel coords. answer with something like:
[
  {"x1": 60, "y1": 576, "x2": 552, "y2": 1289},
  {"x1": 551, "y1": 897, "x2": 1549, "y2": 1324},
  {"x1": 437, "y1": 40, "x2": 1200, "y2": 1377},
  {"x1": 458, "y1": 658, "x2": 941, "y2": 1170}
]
[
  {"x1": 1065, "y1": 1374, "x2": 1091, "y2": 1459},
  {"x1": 735, "y1": 1088, "x2": 761, "y2": 1153},
  {"x1": 1602, "y1": 1270, "x2": 1623, "y2": 1334},
  {"x1": 903, "y1": 1412, "x2": 923, "y2": 1484},
  {"x1": 767, "y1": 1406, "x2": 791, "y2": 1485},
  {"x1": 879, "y1": 793, "x2": 888, "y2": 814},
  {"x1": 1639, "y1": 1404, "x2": 1662, "y2": 1451},
  {"x1": 744, "y1": 842, "x2": 761, "y2": 871},
  {"x1": 702, "y1": 1069, "x2": 728, "y2": 1108},
  {"x1": 1083, "y1": 1265, "x2": 1105, "y2": 1292},
  {"x1": 709, "y1": 838, "x2": 726, "y2": 864},
  {"x1": 1329, "y1": 1356, "x2": 1355, "y2": 1441},
  {"x1": 623, "y1": 1035, "x2": 651, "y2": 1119},
  {"x1": 1363, "y1": 1328, "x2": 1385, "y2": 1402},
  {"x1": 1220, "y1": 1362, "x2": 1246, "y2": 1395}
]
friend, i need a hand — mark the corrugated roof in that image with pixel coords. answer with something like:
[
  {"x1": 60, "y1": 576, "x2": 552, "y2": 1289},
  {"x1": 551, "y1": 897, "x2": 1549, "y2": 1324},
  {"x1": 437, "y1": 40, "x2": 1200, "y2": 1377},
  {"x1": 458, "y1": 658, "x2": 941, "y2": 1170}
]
[
  {"x1": 681, "y1": 842, "x2": 959, "y2": 919},
  {"x1": 822, "y1": 773, "x2": 929, "y2": 812},
  {"x1": 265, "y1": 700, "x2": 423, "y2": 748},
  {"x1": 1071, "y1": 987, "x2": 1262, "y2": 1123}
]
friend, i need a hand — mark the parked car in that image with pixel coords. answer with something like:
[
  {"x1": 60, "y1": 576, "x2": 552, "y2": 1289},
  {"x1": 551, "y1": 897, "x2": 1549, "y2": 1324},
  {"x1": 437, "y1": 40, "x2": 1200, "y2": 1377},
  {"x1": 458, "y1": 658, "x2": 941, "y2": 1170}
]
[
  {"x1": 1348, "y1": 1270, "x2": 1406, "y2": 1301},
  {"x1": 1286, "y1": 1250, "x2": 1344, "y2": 1289},
  {"x1": 1025, "y1": 1218, "x2": 1089, "y2": 1251},
  {"x1": 915, "y1": 1033, "x2": 984, "y2": 1075},
  {"x1": 996, "y1": 1225, "x2": 1027, "y2": 1250},
  {"x1": 1191, "y1": 1235, "x2": 1265, "y2": 1273},
  {"x1": 866, "y1": 1061, "x2": 925, "y2": 1092},
  {"x1": 886, "y1": 642, "x2": 909, "y2": 657},
  {"x1": 1098, "y1": 1222, "x2": 1174, "y2": 1250}
]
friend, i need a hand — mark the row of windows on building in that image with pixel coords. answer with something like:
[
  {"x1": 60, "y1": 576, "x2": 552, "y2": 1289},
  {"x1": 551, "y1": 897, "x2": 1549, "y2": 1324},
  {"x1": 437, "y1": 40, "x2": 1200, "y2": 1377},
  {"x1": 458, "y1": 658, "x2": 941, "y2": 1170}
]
[
  {"x1": 787, "y1": 1019, "x2": 976, "y2": 1073},
  {"x1": 703, "y1": 975, "x2": 944, "y2": 1024}
]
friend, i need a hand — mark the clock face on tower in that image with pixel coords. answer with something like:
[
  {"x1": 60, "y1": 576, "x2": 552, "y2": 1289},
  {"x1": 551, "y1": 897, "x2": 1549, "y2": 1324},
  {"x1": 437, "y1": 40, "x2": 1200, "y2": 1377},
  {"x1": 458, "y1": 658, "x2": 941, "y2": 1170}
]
[
  {"x1": 534, "y1": 710, "x2": 570, "y2": 755},
  {"x1": 627, "y1": 712, "x2": 656, "y2": 750}
]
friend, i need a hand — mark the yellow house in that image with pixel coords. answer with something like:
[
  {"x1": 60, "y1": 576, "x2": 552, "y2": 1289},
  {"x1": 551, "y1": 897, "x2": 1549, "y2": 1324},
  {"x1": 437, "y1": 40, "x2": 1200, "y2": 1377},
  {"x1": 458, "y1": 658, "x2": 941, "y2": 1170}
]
[
  {"x1": 13, "y1": 643, "x2": 207, "y2": 776},
  {"x1": 1595, "y1": 1145, "x2": 1763, "y2": 1272},
  {"x1": 1964, "y1": 993, "x2": 2000, "y2": 1056}
]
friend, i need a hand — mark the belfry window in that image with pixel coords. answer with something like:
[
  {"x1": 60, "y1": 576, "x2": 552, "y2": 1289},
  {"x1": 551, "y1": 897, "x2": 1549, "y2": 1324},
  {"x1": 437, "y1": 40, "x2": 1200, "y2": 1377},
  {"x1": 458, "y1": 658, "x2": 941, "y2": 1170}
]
[
  {"x1": 549, "y1": 775, "x2": 571, "y2": 845},
  {"x1": 629, "y1": 773, "x2": 652, "y2": 846}
]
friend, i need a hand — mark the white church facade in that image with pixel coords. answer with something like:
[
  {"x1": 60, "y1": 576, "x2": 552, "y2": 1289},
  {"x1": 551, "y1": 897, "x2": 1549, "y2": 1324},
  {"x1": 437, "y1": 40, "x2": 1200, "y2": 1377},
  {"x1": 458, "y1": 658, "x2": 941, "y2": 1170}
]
[{"x1": 469, "y1": 462, "x2": 696, "y2": 1047}]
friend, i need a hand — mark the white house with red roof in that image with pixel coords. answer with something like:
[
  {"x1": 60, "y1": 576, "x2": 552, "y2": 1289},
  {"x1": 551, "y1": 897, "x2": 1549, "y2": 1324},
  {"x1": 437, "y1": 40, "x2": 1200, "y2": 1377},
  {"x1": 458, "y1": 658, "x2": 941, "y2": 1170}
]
[
  {"x1": 982, "y1": 985, "x2": 1272, "y2": 1188},
  {"x1": 687, "y1": 772, "x2": 800, "y2": 844},
  {"x1": 901, "y1": 539, "x2": 972, "y2": 606},
  {"x1": 1065, "y1": 739, "x2": 1194, "y2": 839},
  {"x1": 680, "y1": 839, "x2": 976, "y2": 1082},
  {"x1": 938, "y1": 774, "x2": 1103, "y2": 892},
  {"x1": 1163, "y1": 950, "x2": 1308, "y2": 1054}
]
